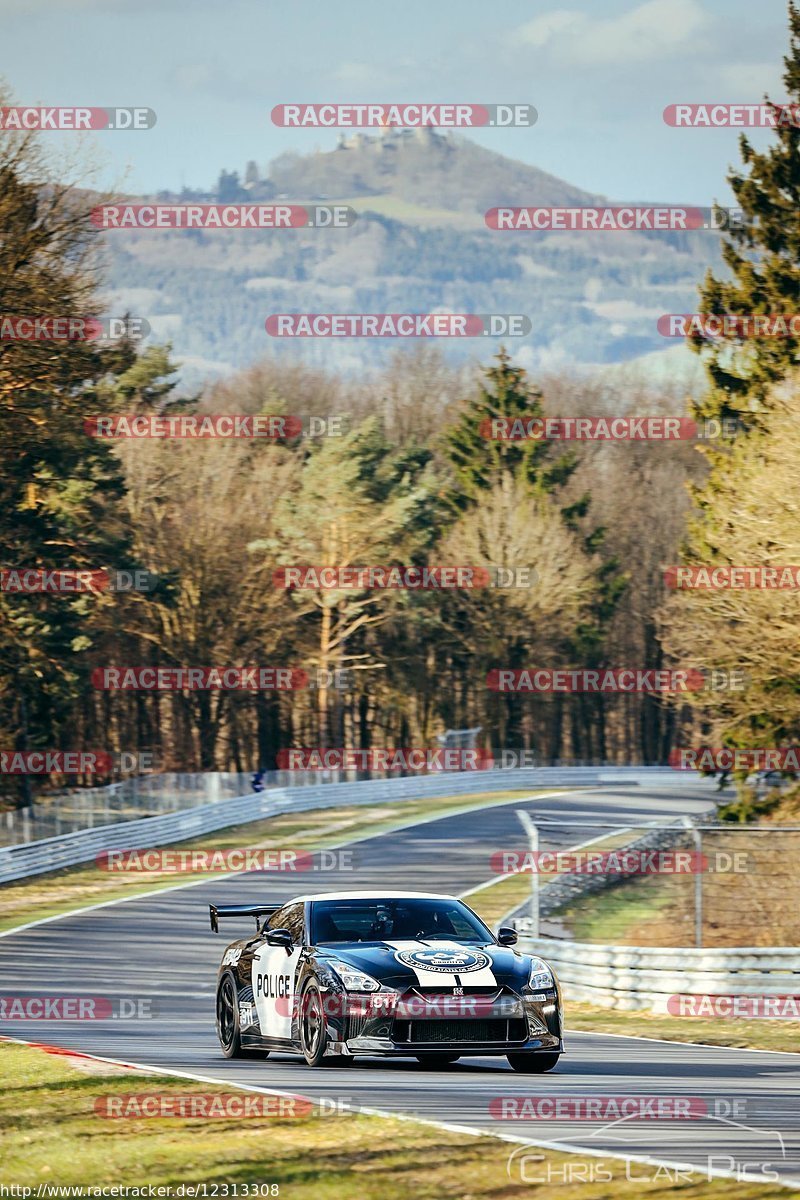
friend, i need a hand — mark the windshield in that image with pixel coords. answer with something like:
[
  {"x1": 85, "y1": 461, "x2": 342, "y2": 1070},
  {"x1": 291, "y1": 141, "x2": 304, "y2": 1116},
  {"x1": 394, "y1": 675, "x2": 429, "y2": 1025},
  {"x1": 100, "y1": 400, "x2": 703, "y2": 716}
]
[{"x1": 309, "y1": 897, "x2": 493, "y2": 945}]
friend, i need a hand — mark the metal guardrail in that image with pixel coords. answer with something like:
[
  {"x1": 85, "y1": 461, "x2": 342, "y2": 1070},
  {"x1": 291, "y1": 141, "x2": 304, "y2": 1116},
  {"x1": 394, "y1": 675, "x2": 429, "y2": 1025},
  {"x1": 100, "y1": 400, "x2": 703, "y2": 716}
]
[
  {"x1": 2, "y1": 763, "x2": 704, "y2": 847},
  {"x1": 0, "y1": 773, "x2": 261, "y2": 846},
  {"x1": 516, "y1": 933, "x2": 800, "y2": 1011},
  {"x1": 0, "y1": 766, "x2": 706, "y2": 885}
]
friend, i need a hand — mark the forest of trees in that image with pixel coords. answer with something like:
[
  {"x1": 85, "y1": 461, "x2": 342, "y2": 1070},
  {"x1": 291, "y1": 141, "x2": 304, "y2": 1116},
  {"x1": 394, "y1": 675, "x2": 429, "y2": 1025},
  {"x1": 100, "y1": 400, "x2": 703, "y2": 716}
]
[{"x1": 3, "y1": 3, "x2": 800, "y2": 801}]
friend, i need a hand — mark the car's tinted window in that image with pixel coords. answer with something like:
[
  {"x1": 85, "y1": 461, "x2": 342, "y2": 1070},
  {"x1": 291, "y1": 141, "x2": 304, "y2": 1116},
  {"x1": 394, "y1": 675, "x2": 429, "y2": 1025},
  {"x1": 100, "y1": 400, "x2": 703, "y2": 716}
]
[
  {"x1": 310, "y1": 898, "x2": 491, "y2": 944},
  {"x1": 267, "y1": 903, "x2": 304, "y2": 942}
]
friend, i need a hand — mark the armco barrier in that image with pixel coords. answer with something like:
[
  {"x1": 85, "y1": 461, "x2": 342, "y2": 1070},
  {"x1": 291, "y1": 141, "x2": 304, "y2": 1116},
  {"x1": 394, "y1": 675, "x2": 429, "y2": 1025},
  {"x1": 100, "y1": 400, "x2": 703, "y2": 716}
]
[
  {"x1": 0, "y1": 766, "x2": 710, "y2": 885},
  {"x1": 515, "y1": 932, "x2": 800, "y2": 1011}
]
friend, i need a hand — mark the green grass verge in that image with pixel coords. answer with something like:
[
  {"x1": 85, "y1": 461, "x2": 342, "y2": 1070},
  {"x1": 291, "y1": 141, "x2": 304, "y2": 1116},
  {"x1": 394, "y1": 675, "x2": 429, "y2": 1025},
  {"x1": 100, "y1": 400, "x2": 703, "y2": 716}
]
[
  {"x1": 464, "y1": 830, "x2": 644, "y2": 930},
  {"x1": 466, "y1": 873, "x2": 535, "y2": 928},
  {"x1": 556, "y1": 881, "x2": 676, "y2": 943},
  {"x1": 0, "y1": 1042, "x2": 791, "y2": 1197},
  {"x1": 565, "y1": 1001, "x2": 800, "y2": 1055},
  {"x1": 548, "y1": 791, "x2": 800, "y2": 948}
]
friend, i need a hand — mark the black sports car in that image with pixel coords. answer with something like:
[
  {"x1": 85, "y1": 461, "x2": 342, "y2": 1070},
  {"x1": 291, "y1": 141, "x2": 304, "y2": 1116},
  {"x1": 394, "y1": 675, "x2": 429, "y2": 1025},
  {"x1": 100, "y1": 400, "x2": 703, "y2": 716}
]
[{"x1": 209, "y1": 890, "x2": 563, "y2": 1071}]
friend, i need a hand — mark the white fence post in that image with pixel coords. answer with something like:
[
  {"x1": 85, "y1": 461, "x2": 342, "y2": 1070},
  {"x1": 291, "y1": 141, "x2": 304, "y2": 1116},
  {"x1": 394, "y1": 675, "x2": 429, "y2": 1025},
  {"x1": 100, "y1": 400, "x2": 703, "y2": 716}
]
[
  {"x1": 682, "y1": 815, "x2": 703, "y2": 948},
  {"x1": 516, "y1": 808, "x2": 540, "y2": 938}
]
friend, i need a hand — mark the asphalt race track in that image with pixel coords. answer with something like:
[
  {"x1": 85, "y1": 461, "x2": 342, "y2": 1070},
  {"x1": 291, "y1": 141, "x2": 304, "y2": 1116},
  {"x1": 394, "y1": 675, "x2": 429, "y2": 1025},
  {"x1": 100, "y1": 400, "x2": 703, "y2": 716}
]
[{"x1": 2, "y1": 784, "x2": 799, "y2": 1186}]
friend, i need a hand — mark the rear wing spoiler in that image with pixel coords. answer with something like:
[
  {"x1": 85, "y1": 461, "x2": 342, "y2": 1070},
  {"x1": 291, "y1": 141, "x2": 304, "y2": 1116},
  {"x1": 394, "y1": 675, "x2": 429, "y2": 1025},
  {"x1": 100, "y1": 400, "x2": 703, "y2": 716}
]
[{"x1": 209, "y1": 903, "x2": 281, "y2": 934}]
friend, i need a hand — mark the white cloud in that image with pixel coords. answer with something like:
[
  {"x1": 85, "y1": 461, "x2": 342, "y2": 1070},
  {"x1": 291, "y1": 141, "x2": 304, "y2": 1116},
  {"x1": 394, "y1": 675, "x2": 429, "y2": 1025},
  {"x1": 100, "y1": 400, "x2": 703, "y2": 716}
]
[
  {"x1": 148, "y1": 313, "x2": 182, "y2": 337},
  {"x1": 100, "y1": 286, "x2": 167, "y2": 311},
  {"x1": 514, "y1": 0, "x2": 711, "y2": 66},
  {"x1": 585, "y1": 298, "x2": 665, "y2": 321},
  {"x1": 172, "y1": 63, "x2": 217, "y2": 94},
  {"x1": 332, "y1": 61, "x2": 389, "y2": 87},
  {"x1": 516, "y1": 10, "x2": 581, "y2": 50},
  {"x1": 712, "y1": 61, "x2": 782, "y2": 96}
]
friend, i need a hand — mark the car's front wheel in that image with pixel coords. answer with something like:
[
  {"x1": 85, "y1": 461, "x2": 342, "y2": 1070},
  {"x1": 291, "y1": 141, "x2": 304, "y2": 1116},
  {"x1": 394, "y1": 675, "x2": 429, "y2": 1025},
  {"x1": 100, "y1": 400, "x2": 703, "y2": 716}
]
[
  {"x1": 216, "y1": 973, "x2": 268, "y2": 1059},
  {"x1": 300, "y1": 980, "x2": 345, "y2": 1067},
  {"x1": 507, "y1": 1051, "x2": 560, "y2": 1073},
  {"x1": 414, "y1": 1053, "x2": 460, "y2": 1067}
]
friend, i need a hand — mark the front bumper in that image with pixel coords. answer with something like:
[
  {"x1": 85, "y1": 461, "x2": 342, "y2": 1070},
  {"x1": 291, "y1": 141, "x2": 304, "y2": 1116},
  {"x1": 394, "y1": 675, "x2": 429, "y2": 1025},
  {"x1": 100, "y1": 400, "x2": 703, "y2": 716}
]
[{"x1": 329, "y1": 986, "x2": 562, "y2": 1056}]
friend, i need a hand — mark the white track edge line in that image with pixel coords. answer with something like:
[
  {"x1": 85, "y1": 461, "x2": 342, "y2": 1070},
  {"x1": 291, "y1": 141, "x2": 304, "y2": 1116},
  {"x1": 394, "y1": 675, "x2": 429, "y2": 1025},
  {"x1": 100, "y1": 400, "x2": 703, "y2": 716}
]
[{"x1": 2, "y1": 1035, "x2": 795, "y2": 1190}]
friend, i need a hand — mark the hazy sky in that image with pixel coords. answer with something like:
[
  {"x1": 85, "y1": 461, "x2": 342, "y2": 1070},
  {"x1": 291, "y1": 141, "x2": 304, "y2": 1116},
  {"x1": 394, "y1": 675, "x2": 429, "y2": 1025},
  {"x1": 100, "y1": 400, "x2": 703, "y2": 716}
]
[{"x1": 0, "y1": 0, "x2": 792, "y2": 201}]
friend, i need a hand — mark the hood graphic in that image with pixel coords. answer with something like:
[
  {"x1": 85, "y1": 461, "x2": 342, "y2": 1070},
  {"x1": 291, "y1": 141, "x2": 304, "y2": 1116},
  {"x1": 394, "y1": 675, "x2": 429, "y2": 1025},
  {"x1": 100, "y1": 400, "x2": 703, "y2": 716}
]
[
  {"x1": 393, "y1": 946, "x2": 491, "y2": 974},
  {"x1": 317, "y1": 939, "x2": 532, "y2": 991},
  {"x1": 384, "y1": 939, "x2": 499, "y2": 986}
]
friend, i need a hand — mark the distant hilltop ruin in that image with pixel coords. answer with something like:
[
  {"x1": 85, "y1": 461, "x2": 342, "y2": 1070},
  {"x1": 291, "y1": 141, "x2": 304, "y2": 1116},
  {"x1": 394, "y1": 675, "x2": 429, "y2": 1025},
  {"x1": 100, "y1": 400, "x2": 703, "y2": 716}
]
[{"x1": 335, "y1": 126, "x2": 448, "y2": 151}]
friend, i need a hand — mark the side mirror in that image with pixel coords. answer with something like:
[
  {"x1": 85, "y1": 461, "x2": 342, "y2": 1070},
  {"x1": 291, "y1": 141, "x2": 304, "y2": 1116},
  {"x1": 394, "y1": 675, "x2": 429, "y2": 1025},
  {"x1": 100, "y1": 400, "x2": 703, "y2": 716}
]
[
  {"x1": 497, "y1": 927, "x2": 518, "y2": 946},
  {"x1": 266, "y1": 927, "x2": 294, "y2": 953}
]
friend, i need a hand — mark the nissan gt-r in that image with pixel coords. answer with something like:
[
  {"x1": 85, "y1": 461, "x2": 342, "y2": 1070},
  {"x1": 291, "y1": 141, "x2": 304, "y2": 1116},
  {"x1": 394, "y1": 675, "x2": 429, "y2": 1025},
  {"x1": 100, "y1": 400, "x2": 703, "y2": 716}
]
[{"x1": 209, "y1": 890, "x2": 562, "y2": 1071}]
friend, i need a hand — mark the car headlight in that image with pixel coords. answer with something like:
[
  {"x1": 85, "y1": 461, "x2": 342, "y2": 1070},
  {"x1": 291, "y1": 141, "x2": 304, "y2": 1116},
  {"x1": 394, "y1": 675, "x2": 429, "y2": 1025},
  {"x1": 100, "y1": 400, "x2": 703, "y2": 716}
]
[
  {"x1": 524, "y1": 957, "x2": 554, "y2": 992},
  {"x1": 329, "y1": 961, "x2": 381, "y2": 992}
]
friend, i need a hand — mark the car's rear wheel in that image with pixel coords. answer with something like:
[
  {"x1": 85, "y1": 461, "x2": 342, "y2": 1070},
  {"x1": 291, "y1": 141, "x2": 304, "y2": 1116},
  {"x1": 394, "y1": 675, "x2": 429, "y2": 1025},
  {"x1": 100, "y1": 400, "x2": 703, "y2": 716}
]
[
  {"x1": 414, "y1": 1053, "x2": 460, "y2": 1067},
  {"x1": 507, "y1": 1051, "x2": 560, "y2": 1073},
  {"x1": 216, "y1": 973, "x2": 268, "y2": 1059}
]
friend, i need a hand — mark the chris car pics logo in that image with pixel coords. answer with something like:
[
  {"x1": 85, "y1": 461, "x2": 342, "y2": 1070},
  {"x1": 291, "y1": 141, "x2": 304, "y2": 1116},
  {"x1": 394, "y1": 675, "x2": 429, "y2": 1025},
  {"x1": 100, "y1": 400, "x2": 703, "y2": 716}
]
[{"x1": 394, "y1": 948, "x2": 491, "y2": 973}]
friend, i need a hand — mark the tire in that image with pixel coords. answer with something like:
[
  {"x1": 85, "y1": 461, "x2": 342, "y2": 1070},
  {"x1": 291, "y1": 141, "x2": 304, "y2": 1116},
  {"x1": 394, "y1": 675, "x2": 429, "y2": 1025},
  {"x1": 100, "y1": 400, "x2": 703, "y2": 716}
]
[
  {"x1": 414, "y1": 1053, "x2": 460, "y2": 1067},
  {"x1": 507, "y1": 1051, "x2": 560, "y2": 1074},
  {"x1": 300, "y1": 981, "x2": 336, "y2": 1067},
  {"x1": 216, "y1": 973, "x2": 268, "y2": 1060}
]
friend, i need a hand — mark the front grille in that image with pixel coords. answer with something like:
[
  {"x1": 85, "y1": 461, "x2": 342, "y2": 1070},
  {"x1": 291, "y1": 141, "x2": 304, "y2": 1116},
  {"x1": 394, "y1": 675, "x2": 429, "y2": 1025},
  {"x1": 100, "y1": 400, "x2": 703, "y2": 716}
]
[
  {"x1": 413, "y1": 986, "x2": 500, "y2": 998},
  {"x1": 394, "y1": 1018, "x2": 528, "y2": 1044}
]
